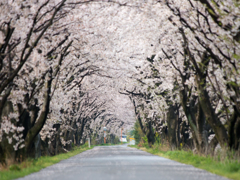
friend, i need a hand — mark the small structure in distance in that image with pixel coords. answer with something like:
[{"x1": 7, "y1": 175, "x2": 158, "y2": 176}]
[
  {"x1": 120, "y1": 135, "x2": 127, "y2": 143},
  {"x1": 129, "y1": 137, "x2": 135, "y2": 145}
]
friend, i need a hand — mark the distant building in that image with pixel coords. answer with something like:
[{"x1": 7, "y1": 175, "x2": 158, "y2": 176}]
[{"x1": 120, "y1": 135, "x2": 127, "y2": 142}]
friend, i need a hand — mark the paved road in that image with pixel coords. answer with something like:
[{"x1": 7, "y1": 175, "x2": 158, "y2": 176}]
[{"x1": 18, "y1": 144, "x2": 228, "y2": 180}]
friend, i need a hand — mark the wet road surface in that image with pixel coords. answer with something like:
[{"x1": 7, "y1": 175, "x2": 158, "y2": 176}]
[{"x1": 18, "y1": 144, "x2": 228, "y2": 180}]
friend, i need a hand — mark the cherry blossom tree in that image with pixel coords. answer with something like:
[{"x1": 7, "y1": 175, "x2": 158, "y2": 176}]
[
  {"x1": 161, "y1": 0, "x2": 240, "y2": 150},
  {"x1": 1, "y1": 0, "x2": 239, "y2": 166}
]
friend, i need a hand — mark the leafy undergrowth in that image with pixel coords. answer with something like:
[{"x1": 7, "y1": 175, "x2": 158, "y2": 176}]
[
  {"x1": 129, "y1": 145, "x2": 240, "y2": 180},
  {"x1": 0, "y1": 145, "x2": 93, "y2": 180}
]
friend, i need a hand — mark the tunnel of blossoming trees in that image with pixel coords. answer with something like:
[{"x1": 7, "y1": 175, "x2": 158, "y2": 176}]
[{"x1": 0, "y1": 0, "x2": 239, "y2": 165}]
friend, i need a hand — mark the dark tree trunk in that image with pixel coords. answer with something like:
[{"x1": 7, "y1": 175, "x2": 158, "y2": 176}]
[
  {"x1": 167, "y1": 105, "x2": 178, "y2": 150},
  {"x1": 196, "y1": 76, "x2": 228, "y2": 148},
  {"x1": 25, "y1": 69, "x2": 53, "y2": 155},
  {"x1": 147, "y1": 121, "x2": 155, "y2": 147}
]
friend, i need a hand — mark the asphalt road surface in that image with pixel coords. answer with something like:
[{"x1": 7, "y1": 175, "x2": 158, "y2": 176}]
[{"x1": 18, "y1": 144, "x2": 228, "y2": 180}]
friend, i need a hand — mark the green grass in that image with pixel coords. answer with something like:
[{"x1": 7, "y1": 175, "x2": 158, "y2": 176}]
[
  {"x1": 0, "y1": 145, "x2": 93, "y2": 180},
  {"x1": 96, "y1": 142, "x2": 122, "y2": 146},
  {"x1": 129, "y1": 145, "x2": 240, "y2": 180}
]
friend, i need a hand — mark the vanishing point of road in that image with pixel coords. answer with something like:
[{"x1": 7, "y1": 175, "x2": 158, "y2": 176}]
[{"x1": 18, "y1": 144, "x2": 228, "y2": 180}]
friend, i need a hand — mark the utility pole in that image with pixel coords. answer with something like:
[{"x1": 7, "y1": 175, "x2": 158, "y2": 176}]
[
  {"x1": 103, "y1": 127, "x2": 107, "y2": 144},
  {"x1": 121, "y1": 127, "x2": 123, "y2": 144},
  {"x1": 88, "y1": 136, "x2": 90, "y2": 148},
  {"x1": 88, "y1": 130, "x2": 91, "y2": 148},
  {"x1": 121, "y1": 128, "x2": 122, "y2": 143}
]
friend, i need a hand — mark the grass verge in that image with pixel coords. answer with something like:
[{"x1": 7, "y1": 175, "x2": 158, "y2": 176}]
[
  {"x1": 129, "y1": 145, "x2": 240, "y2": 180},
  {"x1": 0, "y1": 145, "x2": 93, "y2": 180}
]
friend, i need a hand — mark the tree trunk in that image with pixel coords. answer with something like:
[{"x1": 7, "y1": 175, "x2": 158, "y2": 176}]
[
  {"x1": 147, "y1": 121, "x2": 155, "y2": 147},
  {"x1": 25, "y1": 69, "x2": 53, "y2": 154},
  {"x1": 167, "y1": 105, "x2": 178, "y2": 150},
  {"x1": 196, "y1": 76, "x2": 228, "y2": 148},
  {"x1": 179, "y1": 87, "x2": 208, "y2": 153},
  {"x1": 195, "y1": 101, "x2": 208, "y2": 154}
]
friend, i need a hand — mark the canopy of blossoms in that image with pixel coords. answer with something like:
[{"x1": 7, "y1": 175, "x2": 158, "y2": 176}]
[{"x1": 0, "y1": 0, "x2": 239, "y2": 165}]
